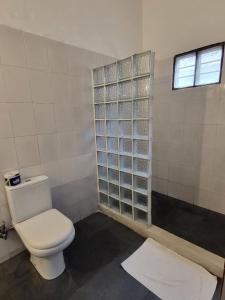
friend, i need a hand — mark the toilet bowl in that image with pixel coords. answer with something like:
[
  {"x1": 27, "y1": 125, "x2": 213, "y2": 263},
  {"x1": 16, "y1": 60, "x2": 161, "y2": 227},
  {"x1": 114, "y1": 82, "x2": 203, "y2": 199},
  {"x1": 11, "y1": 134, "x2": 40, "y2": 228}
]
[
  {"x1": 15, "y1": 209, "x2": 75, "y2": 279},
  {"x1": 5, "y1": 175, "x2": 75, "y2": 280}
]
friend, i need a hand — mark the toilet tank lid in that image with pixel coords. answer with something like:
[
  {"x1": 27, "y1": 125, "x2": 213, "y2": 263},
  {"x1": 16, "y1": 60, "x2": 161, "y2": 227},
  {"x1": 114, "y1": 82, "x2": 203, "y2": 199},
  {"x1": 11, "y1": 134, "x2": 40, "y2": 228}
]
[{"x1": 5, "y1": 175, "x2": 48, "y2": 191}]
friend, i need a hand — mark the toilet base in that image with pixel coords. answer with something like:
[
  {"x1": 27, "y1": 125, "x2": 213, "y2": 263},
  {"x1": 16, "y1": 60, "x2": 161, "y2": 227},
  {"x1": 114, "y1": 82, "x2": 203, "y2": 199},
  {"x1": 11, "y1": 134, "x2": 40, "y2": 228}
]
[{"x1": 30, "y1": 251, "x2": 65, "y2": 280}]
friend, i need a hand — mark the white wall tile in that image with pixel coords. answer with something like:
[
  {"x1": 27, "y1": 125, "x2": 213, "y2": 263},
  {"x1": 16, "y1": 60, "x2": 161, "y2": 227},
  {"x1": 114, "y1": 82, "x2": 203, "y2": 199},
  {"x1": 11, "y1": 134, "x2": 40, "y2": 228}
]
[
  {"x1": 203, "y1": 96, "x2": 220, "y2": 125},
  {"x1": 168, "y1": 122, "x2": 184, "y2": 143},
  {"x1": 19, "y1": 164, "x2": 43, "y2": 179},
  {"x1": 152, "y1": 140, "x2": 169, "y2": 162},
  {"x1": 0, "y1": 237, "x2": 10, "y2": 263},
  {"x1": 0, "y1": 138, "x2": 17, "y2": 171},
  {"x1": 58, "y1": 132, "x2": 76, "y2": 159},
  {"x1": 0, "y1": 26, "x2": 26, "y2": 66},
  {"x1": 199, "y1": 166, "x2": 214, "y2": 191},
  {"x1": 54, "y1": 104, "x2": 74, "y2": 131},
  {"x1": 34, "y1": 103, "x2": 55, "y2": 134},
  {"x1": 202, "y1": 124, "x2": 217, "y2": 147},
  {"x1": 196, "y1": 189, "x2": 213, "y2": 209},
  {"x1": 25, "y1": 33, "x2": 49, "y2": 70},
  {"x1": 30, "y1": 70, "x2": 53, "y2": 103},
  {"x1": 0, "y1": 103, "x2": 13, "y2": 138},
  {"x1": 0, "y1": 203, "x2": 12, "y2": 227},
  {"x1": 9, "y1": 103, "x2": 36, "y2": 137},
  {"x1": 152, "y1": 160, "x2": 168, "y2": 179},
  {"x1": 169, "y1": 98, "x2": 185, "y2": 123},
  {"x1": 52, "y1": 73, "x2": 69, "y2": 103},
  {"x1": 38, "y1": 134, "x2": 58, "y2": 163},
  {"x1": 168, "y1": 181, "x2": 196, "y2": 204},
  {"x1": 151, "y1": 59, "x2": 225, "y2": 214},
  {"x1": 47, "y1": 40, "x2": 68, "y2": 74},
  {"x1": 15, "y1": 136, "x2": 40, "y2": 168},
  {"x1": 152, "y1": 177, "x2": 168, "y2": 194},
  {"x1": 217, "y1": 98, "x2": 225, "y2": 125},
  {"x1": 0, "y1": 66, "x2": 30, "y2": 102},
  {"x1": 0, "y1": 25, "x2": 114, "y2": 264},
  {"x1": 6, "y1": 230, "x2": 24, "y2": 257},
  {"x1": 42, "y1": 161, "x2": 61, "y2": 188}
]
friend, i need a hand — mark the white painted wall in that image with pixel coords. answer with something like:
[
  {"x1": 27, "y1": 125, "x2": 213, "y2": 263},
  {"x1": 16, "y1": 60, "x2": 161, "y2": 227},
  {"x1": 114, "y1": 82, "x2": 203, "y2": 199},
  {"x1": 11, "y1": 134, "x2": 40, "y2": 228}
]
[
  {"x1": 143, "y1": 0, "x2": 225, "y2": 60},
  {"x1": 0, "y1": 0, "x2": 142, "y2": 59}
]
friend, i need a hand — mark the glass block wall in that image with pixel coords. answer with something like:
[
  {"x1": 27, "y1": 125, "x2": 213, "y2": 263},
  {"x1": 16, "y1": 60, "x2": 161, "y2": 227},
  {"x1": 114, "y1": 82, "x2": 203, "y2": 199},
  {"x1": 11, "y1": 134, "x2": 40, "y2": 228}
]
[{"x1": 92, "y1": 51, "x2": 154, "y2": 226}]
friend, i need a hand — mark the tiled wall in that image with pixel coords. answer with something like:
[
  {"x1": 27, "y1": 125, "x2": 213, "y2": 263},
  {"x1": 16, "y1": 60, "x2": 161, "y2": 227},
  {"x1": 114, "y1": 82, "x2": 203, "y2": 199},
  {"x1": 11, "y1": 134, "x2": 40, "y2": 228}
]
[
  {"x1": 152, "y1": 57, "x2": 225, "y2": 214},
  {"x1": 0, "y1": 25, "x2": 114, "y2": 263}
]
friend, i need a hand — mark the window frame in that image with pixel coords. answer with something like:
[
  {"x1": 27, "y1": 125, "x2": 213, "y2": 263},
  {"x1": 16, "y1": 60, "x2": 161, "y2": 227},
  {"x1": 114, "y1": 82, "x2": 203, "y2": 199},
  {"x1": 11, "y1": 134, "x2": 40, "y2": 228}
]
[{"x1": 172, "y1": 42, "x2": 225, "y2": 90}]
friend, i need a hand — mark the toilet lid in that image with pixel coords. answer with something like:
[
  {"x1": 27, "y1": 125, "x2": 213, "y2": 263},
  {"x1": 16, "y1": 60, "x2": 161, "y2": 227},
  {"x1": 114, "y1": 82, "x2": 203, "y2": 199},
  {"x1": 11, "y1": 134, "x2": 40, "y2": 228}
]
[{"x1": 15, "y1": 209, "x2": 75, "y2": 250}]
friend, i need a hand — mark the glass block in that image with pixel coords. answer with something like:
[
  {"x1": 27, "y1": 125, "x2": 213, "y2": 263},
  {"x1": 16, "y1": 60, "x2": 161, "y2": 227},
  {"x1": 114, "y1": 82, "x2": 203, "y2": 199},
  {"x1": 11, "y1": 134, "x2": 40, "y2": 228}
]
[
  {"x1": 96, "y1": 136, "x2": 106, "y2": 151},
  {"x1": 99, "y1": 192, "x2": 108, "y2": 205},
  {"x1": 108, "y1": 153, "x2": 119, "y2": 169},
  {"x1": 134, "y1": 208, "x2": 147, "y2": 224},
  {"x1": 133, "y1": 77, "x2": 150, "y2": 98},
  {"x1": 118, "y1": 57, "x2": 132, "y2": 80},
  {"x1": 107, "y1": 137, "x2": 118, "y2": 153},
  {"x1": 93, "y1": 67, "x2": 104, "y2": 85},
  {"x1": 107, "y1": 120, "x2": 119, "y2": 137},
  {"x1": 118, "y1": 81, "x2": 132, "y2": 100},
  {"x1": 96, "y1": 120, "x2": 106, "y2": 136},
  {"x1": 134, "y1": 158, "x2": 149, "y2": 177},
  {"x1": 119, "y1": 121, "x2": 132, "y2": 138},
  {"x1": 120, "y1": 155, "x2": 132, "y2": 172},
  {"x1": 133, "y1": 99, "x2": 149, "y2": 119},
  {"x1": 106, "y1": 103, "x2": 118, "y2": 119},
  {"x1": 134, "y1": 140, "x2": 149, "y2": 158},
  {"x1": 97, "y1": 151, "x2": 107, "y2": 166},
  {"x1": 119, "y1": 101, "x2": 132, "y2": 119},
  {"x1": 98, "y1": 166, "x2": 107, "y2": 180},
  {"x1": 94, "y1": 87, "x2": 104, "y2": 103},
  {"x1": 99, "y1": 179, "x2": 108, "y2": 194},
  {"x1": 109, "y1": 183, "x2": 119, "y2": 198},
  {"x1": 134, "y1": 192, "x2": 148, "y2": 209},
  {"x1": 133, "y1": 52, "x2": 151, "y2": 76},
  {"x1": 120, "y1": 187, "x2": 132, "y2": 204},
  {"x1": 120, "y1": 172, "x2": 132, "y2": 189},
  {"x1": 95, "y1": 104, "x2": 105, "y2": 119},
  {"x1": 134, "y1": 176, "x2": 148, "y2": 194},
  {"x1": 119, "y1": 138, "x2": 132, "y2": 155},
  {"x1": 121, "y1": 203, "x2": 133, "y2": 218},
  {"x1": 108, "y1": 169, "x2": 119, "y2": 184},
  {"x1": 105, "y1": 84, "x2": 117, "y2": 102},
  {"x1": 105, "y1": 63, "x2": 117, "y2": 83},
  {"x1": 109, "y1": 197, "x2": 120, "y2": 211},
  {"x1": 133, "y1": 120, "x2": 149, "y2": 139},
  {"x1": 108, "y1": 168, "x2": 119, "y2": 185}
]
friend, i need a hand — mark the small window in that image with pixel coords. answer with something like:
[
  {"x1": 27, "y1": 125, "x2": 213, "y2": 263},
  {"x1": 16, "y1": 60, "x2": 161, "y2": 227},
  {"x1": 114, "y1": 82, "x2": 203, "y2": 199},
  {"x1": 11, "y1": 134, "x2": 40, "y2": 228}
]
[{"x1": 173, "y1": 43, "x2": 224, "y2": 89}]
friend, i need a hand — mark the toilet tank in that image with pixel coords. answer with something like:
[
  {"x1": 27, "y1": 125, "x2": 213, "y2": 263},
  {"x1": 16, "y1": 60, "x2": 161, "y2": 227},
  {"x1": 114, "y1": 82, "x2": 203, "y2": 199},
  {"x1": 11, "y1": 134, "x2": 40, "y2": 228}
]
[{"x1": 5, "y1": 175, "x2": 52, "y2": 224}]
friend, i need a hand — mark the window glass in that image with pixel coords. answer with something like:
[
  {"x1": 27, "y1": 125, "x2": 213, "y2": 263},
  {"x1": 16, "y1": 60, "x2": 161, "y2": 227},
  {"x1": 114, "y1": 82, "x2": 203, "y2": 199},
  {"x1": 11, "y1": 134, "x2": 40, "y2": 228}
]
[
  {"x1": 174, "y1": 53, "x2": 196, "y2": 88},
  {"x1": 195, "y1": 46, "x2": 223, "y2": 86},
  {"x1": 173, "y1": 44, "x2": 223, "y2": 89}
]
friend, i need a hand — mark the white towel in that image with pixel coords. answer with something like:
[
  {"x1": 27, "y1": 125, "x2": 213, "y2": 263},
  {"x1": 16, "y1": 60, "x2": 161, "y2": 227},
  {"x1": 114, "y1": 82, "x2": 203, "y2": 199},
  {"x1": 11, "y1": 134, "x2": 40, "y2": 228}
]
[{"x1": 122, "y1": 238, "x2": 217, "y2": 300}]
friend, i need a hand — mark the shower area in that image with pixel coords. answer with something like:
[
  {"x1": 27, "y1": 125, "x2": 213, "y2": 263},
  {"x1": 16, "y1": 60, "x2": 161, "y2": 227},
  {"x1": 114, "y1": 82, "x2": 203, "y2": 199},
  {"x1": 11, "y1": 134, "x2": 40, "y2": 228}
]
[{"x1": 92, "y1": 51, "x2": 154, "y2": 226}]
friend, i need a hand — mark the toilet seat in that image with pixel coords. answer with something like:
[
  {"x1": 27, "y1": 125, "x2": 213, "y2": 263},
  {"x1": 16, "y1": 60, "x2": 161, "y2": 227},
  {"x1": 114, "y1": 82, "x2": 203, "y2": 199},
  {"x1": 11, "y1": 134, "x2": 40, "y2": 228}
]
[{"x1": 14, "y1": 209, "x2": 75, "y2": 253}]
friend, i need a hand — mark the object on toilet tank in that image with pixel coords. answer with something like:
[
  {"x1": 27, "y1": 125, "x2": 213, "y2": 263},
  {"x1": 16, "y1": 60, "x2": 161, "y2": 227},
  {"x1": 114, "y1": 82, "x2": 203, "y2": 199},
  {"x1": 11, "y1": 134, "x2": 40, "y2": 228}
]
[{"x1": 4, "y1": 171, "x2": 21, "y2": 186}]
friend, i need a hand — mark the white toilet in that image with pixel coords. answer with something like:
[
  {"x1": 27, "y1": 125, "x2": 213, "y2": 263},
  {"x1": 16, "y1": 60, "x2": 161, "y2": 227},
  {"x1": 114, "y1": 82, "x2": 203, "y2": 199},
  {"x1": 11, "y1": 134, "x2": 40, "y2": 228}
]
[{"x1": 5, "y1": 175, "x2": 75, "y2": 280}]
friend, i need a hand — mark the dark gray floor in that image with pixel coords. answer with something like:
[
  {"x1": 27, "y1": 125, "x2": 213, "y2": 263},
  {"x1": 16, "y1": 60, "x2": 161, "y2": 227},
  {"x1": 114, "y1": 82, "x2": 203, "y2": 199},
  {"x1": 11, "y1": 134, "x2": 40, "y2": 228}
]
[
  {"x1": 152, "y1": 191, "x2": 225, "y2": 257},
  {"x1": 0, "y1": 212, "x2": 221, "y2": 300},
  {"x1": 0, "y1": 213, "x2": 160, "y2": 300}
]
